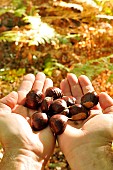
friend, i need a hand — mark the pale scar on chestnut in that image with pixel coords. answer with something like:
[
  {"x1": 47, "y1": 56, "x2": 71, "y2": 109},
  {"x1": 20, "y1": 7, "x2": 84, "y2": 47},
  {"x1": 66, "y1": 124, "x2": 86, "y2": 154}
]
[{"x1": 81, "y1": 91, "x2": 99, "y2": 109}]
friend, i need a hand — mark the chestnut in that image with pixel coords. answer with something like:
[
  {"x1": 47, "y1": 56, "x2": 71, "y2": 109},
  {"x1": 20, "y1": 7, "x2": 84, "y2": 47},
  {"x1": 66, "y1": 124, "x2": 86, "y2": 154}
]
[
  {"x1": 45, "y1": 87, "x2": 63, "y2": 99},
  {"x1": 69, "y1": 104, "x2": 89, "y2": 120},
  {"x1": 81, "y1": 91, "x2": 99, "y2": 109},
  {"x1": 48, "y1": 98, "x2": 68, "y2": 117},
  {"x1": 41, "y1": 97, "x2": 53, "y2": 113},
  {"x1": 25, "y1": 90, "x2": 44, "y2": 109},
  {"x1": 30, "y1": 111, "x2": 48, "y2": 131},
  {"x1": 49, "y1": 114, "x2": 68, "y2": 135},
  {"x1": 60, "y1": 108, "x2": 69, "y2": 116},
  {"x1": 62, "y1": 96, "x2": 76, "y2": 107}
]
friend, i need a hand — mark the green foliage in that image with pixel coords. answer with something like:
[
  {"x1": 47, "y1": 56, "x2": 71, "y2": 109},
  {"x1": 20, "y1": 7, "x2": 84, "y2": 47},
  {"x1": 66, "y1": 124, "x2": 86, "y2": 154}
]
[
  {"x1": 0, "y1": 68, "x2": 25, "y2": 83},
  {"x1": 13, "y1": 7, "x2": 26, "y2": 17},
  {"x1": 43, "y1": 56, "x2": 69, "y2": 76},
  {"x1": 58, "y1": 34, "x2": 81, "y2": 44},
  {"x1": 0, "y1": 0, "x2": 60, "y2": 46},
  {"x1": 0, "y1": 14, "x2": 59, "y2": 46},
  {"x1": 71, "y1": 55, "x2": 113, "y2": 81},
  {"x1": 0, "y1": 0, "x2": 26, "y2": 17},
  {"x1": 11, "y1": 0, "x2": 24, "y2": 8},
  {"x1": 0, "y1": 31, "x2": 20, "y2": 42},
  {"x1": 94, "y1": 0, "x2": 113, "y2": 15},
  {"x1": 23, "y1": 15, "x2": 59, "y2": 45}
]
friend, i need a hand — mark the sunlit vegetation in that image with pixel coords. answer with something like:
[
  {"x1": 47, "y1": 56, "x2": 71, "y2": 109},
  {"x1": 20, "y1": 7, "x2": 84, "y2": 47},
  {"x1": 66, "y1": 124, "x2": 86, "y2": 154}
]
[{"x1": 0, "y1": 0, "x2": 113, "y2": 168}]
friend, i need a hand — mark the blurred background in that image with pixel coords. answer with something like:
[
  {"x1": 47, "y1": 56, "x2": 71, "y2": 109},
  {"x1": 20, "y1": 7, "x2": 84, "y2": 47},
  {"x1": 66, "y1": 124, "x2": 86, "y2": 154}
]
[{"x1": 0, "y1": 0, "x2": 113, "y2": 169}]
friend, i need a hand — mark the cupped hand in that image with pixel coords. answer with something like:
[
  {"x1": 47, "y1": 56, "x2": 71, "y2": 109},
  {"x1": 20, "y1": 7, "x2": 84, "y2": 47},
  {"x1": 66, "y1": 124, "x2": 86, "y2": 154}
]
[
  {"x1": 58, "y1": 73, "x2": 113, "y2": 170},
  {"x1": 0, "y1": 72, "x2": 56, "y2": 170}
]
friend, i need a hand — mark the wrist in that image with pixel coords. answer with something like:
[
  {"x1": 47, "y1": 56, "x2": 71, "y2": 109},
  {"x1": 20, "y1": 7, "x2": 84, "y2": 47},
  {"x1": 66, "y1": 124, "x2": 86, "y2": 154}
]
[{"x1": 0, "y1": 148, "x2": 44, "y2": 170}]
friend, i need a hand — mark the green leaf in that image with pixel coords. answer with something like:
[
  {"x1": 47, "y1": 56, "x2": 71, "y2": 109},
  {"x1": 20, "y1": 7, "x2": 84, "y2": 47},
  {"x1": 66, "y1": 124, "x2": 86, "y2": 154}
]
[
  {"x1": 0, "y1": 14, "x2": 59, "y2": 46},
  {"x1": 71, "y1": 55, "x2": 113, "y2": 80},
  {"x1": 43, "y1": 56, "x2": 69, "y2": 76},
  {"x1": 0, "y1": 68, "x2": 25, "y2": 82},
  {"x1": 14, "y1": 7, "x2": 26, "y2": 17}
]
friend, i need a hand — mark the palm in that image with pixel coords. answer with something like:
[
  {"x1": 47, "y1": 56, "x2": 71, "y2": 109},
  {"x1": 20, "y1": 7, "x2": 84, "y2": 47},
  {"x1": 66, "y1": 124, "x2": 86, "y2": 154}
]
[
  {"x1": 0, "y1": 72, "x2": 56, "y2": 166},
  {"x1": 58, "y1": 73, "x2": 113, "y2": 170},
  {"x1": 13, "y1": 104, "x2": 37, "y2": 119},
  {"x1": 13, "y1": 72, "x2": 52, "y2": 118}
]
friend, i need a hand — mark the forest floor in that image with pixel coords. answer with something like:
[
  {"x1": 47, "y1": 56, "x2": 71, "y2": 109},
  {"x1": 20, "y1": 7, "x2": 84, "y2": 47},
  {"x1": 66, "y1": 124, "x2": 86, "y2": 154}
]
[{"x1": 0, "y1": 0, "x2": 113, "y2": 169}]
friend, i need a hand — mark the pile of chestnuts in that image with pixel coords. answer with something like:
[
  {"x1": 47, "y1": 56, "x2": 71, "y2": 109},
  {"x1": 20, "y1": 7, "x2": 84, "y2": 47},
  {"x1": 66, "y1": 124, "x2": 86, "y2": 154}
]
[{"x1": 24, "y1": 87, "x2": 99, "y2": 135}]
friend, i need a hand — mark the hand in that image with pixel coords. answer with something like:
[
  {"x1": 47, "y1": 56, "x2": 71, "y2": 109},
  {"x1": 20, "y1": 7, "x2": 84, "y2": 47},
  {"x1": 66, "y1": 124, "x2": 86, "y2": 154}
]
[
  {"x1": 58, "y1": 73, "x2": 113, "y2": 170},
  {"x1": 0, "y1": 72, "x2": 56, "y2": 170}
]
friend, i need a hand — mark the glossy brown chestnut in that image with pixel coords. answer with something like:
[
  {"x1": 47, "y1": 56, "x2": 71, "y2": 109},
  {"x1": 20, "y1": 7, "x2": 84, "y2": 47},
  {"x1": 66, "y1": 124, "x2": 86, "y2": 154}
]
[
  {"x1": 30, "y1": 112, "x2": 48, "y2": 131},
  {"x1": 49, "y1": 114, "x2": 68, "y2": 135},
  {"x1": 62, "y1": 96, "x2": 76, "y2": 107},
  {"x1": 69, "y1": 104, "x2": 89, "y2": 120},
  {"x1": 41, "y1": 97, "x2": 53, "y2": 113},
  {"x1": 48, "y1": 98, "x2": 68, "y2": 117},
  {"x1": 81, "y1": 91, "x2": 99, "y2": 109},
  {"x1": 25, "y1": 90, "x2": 44, "y2": 109},
  {"x1": 45, "y1": 87, "x2": 63, "y2": 99}
]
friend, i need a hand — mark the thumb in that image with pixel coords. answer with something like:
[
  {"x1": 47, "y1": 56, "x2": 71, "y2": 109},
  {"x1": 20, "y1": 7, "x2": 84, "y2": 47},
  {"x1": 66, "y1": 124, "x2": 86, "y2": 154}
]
[
  {"x1": 99, "y1": 92, "x2": 113, "y2": 114},
  {"x1": 0, "y1": 91, "x2": 18, "y2": 113}
]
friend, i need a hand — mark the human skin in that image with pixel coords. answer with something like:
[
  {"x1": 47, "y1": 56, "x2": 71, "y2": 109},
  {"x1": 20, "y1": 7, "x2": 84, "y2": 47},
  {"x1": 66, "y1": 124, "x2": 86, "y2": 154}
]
[
  {"x1": 0, "y1": 72, "x2": 56, "y2": 170},
  {"x1": 58, "y1": 73, "x2": 113, "y2": 170}
]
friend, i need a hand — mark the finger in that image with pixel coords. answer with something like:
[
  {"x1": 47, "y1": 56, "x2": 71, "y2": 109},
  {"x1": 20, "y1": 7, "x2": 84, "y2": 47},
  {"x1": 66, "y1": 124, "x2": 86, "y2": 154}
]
[
  {"x1": 60, "y1": 78, "x2": 72, "y2": 96},
  {"x1": 67, "y1": 73, "x2": 83, "y2": 103},
  {"x1": 0, "y1": 91, "x2": 18, "y2": 109},
  {"x1": 18, "y1": 74, "x2": 35, "y2": 104},
  {"x1": 78, "y1": 75, "x2": 94, "y2": 94},
  {"x1": 99, "y1": 92, "x2": 113, "y2": 114},
  {"x1": 32, "y1": 72, "x2": 46, "y2": 91},
  {"x1": 13, "y1": 105, "x2": 28, "y2": 118},
  {"x1": 42, "y1": 78, "x2": 53, "y2": 94},
  {"x1": 78, "y1": 75, "x2": 101, "y2": 110},
  {"x1": 0, "y1": 91, "x2": 18, "y2": 114}
]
